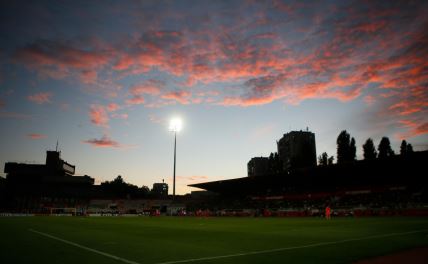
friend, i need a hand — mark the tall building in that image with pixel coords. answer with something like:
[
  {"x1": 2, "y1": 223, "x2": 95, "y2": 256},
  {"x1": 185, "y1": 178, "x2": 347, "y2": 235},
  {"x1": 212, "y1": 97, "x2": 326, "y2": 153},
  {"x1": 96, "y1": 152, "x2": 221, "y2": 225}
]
[
  {"x1": 152, "y1": 181, "x2": 169, "y2": 198},
  {"x1": 277, "y1": 130, "x2": 316, "y2": 171},
  {"x1": 247, "y1": 157, "x2": 269, "y2": 177}
]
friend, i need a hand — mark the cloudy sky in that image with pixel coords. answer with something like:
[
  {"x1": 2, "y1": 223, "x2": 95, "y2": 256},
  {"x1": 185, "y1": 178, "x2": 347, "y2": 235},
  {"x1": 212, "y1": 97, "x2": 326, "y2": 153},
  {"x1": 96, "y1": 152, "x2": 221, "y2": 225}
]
[{"x1": 0, "y1": 0, "x2": 427, "y2": 194}]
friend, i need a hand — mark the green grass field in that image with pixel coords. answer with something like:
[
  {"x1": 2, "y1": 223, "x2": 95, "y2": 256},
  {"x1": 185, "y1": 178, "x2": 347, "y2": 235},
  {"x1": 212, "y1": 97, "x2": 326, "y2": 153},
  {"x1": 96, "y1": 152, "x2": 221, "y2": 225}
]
[{"x1": 0, "y1": 216, "x2": 427, "y2": 264}]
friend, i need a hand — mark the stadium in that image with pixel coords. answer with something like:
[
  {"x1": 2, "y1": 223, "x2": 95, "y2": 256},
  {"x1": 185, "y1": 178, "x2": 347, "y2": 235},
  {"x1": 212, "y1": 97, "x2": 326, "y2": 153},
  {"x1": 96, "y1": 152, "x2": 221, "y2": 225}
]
[
  {"x1": 1, "y1": 129, "x2": 427, "y2": 263},
  {"x1": 1, "y1": 1, "x2": 428, "y2": 263}
]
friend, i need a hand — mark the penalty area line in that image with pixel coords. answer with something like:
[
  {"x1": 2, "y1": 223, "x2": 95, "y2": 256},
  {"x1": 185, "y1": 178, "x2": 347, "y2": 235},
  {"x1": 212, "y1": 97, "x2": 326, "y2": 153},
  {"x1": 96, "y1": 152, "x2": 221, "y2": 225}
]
[
  {"x1": 155, "y1": 229, "x2": 428, "y2": 264},
  {"x1": 28, "y1": 229, "x2": 140, "y2": 264}
]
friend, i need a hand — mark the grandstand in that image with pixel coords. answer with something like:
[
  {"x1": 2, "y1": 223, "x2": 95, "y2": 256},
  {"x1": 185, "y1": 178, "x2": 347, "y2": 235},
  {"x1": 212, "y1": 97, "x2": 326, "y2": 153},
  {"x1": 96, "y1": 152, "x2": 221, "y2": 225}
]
[
  {"x1": 187, "y1": 151, "x2": 428, "y2": 216},
  {"x1": 190, "y1": 151, "x2": 428, "y2": 195},
  {"x1": 1, "y1": 147, "x2": 427, "y2": 217}
]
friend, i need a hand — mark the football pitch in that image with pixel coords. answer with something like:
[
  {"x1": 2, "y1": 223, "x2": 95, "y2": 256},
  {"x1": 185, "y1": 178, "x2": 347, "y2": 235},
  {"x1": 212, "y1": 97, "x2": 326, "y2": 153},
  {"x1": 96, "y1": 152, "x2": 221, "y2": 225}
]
[{"x1": 0, "y1": 217, "x2": 427, "y2": 264}]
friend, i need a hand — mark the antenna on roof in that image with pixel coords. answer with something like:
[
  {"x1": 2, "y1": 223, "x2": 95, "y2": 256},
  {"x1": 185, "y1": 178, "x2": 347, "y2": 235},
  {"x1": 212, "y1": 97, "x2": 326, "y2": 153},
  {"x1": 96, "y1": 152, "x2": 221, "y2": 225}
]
[{"x1": 56, "y1": 140, "x2": 59, "y2": 152}]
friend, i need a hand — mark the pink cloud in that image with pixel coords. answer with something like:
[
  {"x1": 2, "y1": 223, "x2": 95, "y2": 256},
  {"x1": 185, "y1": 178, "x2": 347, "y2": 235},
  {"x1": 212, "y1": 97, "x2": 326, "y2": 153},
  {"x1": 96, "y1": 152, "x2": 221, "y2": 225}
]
[
  {"x1": 89, "y1": 105, "x2": 109, "y2": 127},
  {"x1": 107, "y1": 103, "x2": 120, "y2": 112},
  {"x1": 220, "y1": 95, "x2": 277, "y2": 107},
  {"x1": 15, "y1": 41, "x2": 111, "y2": 70},
  {"x1": 161, "y1": 90, "x2": 191, "y2": 104},
  {"x1": 82, "y1": 135, "x2": 120, "y2": 148},
  {"x1": 14, "y1": 40, "x2": 113, "y2": 85},
  {"x1": 211, "y1": 14, "x2": 427, "y2": 147},
  {"x1": 397, "y1": 120, "x2": 428, "y2": 139},
  {"x1": 111, "y1": 113, "x2": 128, "y2": 119},
  {"x1": 350, "y1": 21, "x2": 387, "y2": 34},
  {"x1": 253, "y1": 32, "x2": 278, "y2": 39},
  {"x1": 126, "y1": 79, "x2": 164, "y2": 105},
  {"x1": 180, "y1": 76, "x2": 197, "y2": 87},
  {"x1": 80, "y1": 70, "x2": 98, "y2": 84},
  {"x1": 144, "y1": 100, "x2": 176, "y2": 108},
  {"x1": 9, "y1": 2, "x2": 427, "y2": 139},
  {"x1": 191, "y1": 97, "x2": 203, "y2": 104},
  {"x1": 126, "y1": 96, "x2": 145, "y2": 105},
  {"x1": 110, "y1": 29, "x2": 288, "y2": 85},
  {"x1": 176, "y1": 175, "x2": 209, "y2": 182},
  {"x1": 27, "y1": 133, "x2": 47, "y2": 139},
  {"x1": 389, "y1": 102, "x2": 424, "y2": 116},
  {"x1": 415, "y1": 123, "x2": 428, "y2": 136},
  {"x1": 113, "y1": 55, "x2": 134, "y2": 71},
  {"x1": 27, "y1": 92, "x2": 52, "y2": 104},
  {"x1": 129, "y1": 80, "x2": 163, "y2": 96}
]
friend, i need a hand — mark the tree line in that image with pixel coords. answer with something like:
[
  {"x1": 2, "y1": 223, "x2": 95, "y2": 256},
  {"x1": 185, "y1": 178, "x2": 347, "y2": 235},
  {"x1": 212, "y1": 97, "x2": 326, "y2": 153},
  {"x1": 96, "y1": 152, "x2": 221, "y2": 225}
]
[
  {"x1": 318, "y1": 130, "x2": 414, "y2": 166},
  {"x1": 99, "y1": 175, "x2": 160, "y2": 198}
]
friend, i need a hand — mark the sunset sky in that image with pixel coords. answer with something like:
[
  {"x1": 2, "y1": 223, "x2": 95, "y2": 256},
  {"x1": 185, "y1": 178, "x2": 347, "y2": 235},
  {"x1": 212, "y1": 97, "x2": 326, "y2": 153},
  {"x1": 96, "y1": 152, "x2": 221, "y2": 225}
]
[{"x1": 0, "y1": 0, "x2": 427, "y2": 194}]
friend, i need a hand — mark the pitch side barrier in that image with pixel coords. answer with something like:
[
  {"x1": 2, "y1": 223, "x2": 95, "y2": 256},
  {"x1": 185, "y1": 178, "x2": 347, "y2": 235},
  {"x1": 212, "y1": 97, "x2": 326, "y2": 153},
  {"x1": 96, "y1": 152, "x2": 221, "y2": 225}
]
[
  {"x1": 352, "y1": 208, "x2": 428, "y2": 217},
  {"x1": 0, "y1": 213, "x2": 35, "y2": 217},
  {"x1": 0, "y1": 212, "x2": 146, "y2": 217},
  {"x1": 0, "y1": 213, "x2": 75, "y2": 217},
  {"x1": 190, "y1": 207, "x2": 428, "y2": 217},
  {"x1": 2, "y1": 208, "x2": 428, "y2": 217},
  {"x1": 87, "y1": 213, "x2": 141, "y2": 217}
]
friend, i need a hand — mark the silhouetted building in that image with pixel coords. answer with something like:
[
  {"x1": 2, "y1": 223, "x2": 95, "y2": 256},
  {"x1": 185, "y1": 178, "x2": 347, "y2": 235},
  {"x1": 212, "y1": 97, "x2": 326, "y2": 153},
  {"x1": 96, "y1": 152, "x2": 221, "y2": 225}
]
[
  {"x1": 277, "y1": 130, "x2": 316, "y2": 171},
  {"x1": 152, "y1": 181, "x2": 168, "y2": 198},
  {"x1": 247, "y1": 130, "x2": 316, "y2": 177},
  {"x1": 4, "y1": 150, "x2": 93, "y2": 185},
  {"x1": 247, "y1": 157, "x2": 269, "y2": 177},
  {"x1": 2, "y1": 150, "x2": 94, "y2": 212}
]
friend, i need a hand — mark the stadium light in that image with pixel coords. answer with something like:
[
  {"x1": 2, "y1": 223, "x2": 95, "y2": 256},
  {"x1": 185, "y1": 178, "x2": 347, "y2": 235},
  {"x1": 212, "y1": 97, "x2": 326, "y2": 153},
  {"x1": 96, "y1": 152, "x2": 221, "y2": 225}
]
[
  {"x1": 169, "y1": 118, "x2": 182, "y2": 133},
  {"x1": 169, "y1": 118, "x2": 182, "y2": 200}
]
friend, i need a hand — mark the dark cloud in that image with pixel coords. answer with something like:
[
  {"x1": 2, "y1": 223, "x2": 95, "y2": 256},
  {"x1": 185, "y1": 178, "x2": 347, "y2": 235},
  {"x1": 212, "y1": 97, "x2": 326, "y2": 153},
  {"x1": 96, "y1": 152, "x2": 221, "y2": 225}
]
[{"x1": 82, "y1": 135, "x2": 120, "y2": 148}]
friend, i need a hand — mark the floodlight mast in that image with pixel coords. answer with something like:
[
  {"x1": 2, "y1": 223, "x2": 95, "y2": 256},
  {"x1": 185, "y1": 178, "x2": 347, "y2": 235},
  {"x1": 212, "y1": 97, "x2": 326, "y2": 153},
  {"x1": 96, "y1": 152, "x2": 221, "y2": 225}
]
[
  {"x1": 173, "y1": 128, "x2": 177, "y2": 200},
  {"x1": 170, "y1": 118, "x2": 181, "y2": 201}
]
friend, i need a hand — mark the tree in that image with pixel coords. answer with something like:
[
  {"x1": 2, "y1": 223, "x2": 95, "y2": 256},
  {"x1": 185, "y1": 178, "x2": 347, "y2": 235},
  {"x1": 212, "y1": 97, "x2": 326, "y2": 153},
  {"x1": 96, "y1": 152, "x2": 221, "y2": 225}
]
[
  {"x1": 378, "y1": 137, "x2": 394, "y2": 159},
  {"x1": 336, "y1": 130, "x2": 356, "y2": 163},
  {"x1": 400, "y1": 140, "x2": 414, "y2": 156},
  {"x1": 113, "y1": 175, "x2": 124, "y2": 184},
  {"x1": 318, "y1": 152, "x2": 328, "y2": 166},
  {"x1": 336, "y1": 130, "x2": 351, "y2": 164},
  {"x1": 140, "y1": 185, "x2": 150, "y2": 195},
  {"x1": 349, "y1": 137, "x2": 356, "y2": 161},
  {"x1": 328, "y1": 156, "x2": 334, "y2": 165},
  {"x1": 100, "y1": 175, "x2": 149, "y2": 198},
  {"x1": 407, "y1": 143, "x2": 414, "y2": 154},
  {"x1": 363, "y1": 138, "x2": 377, "y2": 160},
  {"x1": 400, "y1": 140, "x2": 408, "y2": 156}
]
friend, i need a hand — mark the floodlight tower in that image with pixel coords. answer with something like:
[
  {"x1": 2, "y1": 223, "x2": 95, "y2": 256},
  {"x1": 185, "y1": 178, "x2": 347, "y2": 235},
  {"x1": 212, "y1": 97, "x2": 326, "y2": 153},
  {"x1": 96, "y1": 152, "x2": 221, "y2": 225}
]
[{"x1": 169, "y1": 118, "x2": 182, "y2": 200}]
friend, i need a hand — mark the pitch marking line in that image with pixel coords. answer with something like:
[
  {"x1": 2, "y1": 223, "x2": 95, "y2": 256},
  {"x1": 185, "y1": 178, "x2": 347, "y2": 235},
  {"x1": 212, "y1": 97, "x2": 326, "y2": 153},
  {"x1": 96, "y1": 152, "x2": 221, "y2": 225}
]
[
  {"x1": 156, "y1": 229, "x2": 428, "y2": 264},
  {"x1": 28, "y1": 229, "x2": 140, "y2": 264}
]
